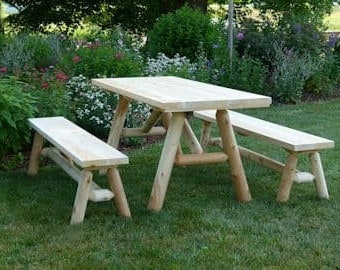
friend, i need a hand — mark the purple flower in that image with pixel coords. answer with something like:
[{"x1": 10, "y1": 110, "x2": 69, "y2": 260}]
[{"x1": 236, "y1": 32, "x2": 244, "y2": 40}]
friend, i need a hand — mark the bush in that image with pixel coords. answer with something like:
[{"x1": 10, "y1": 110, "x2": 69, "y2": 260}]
[
  {"x1": 66, "y1": 75, "x2": 151, "y2": 142},
  {"x1": 59, "y1": 40, "x2": 143, "y2": 79},
  {"x1": 269, "y1": 43, "x2": 318, "y2": 104},
  {"x1": 0, "y1": 33, "x2": 64, "y2": 75},
  {"x1": 0, "y1": 77, "x2": 37, "y2": 169},
  {"x1": 145, "y1": 6, "x2": 223, "y2": 61}
]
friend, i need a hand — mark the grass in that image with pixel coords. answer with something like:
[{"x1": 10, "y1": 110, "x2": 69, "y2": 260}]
[
  {"x1": 324, "y1": 5, "x2": 340, "y2": 31},
  {"x1": 1, "y1": 99, "x2": 340, "y2": 269}
]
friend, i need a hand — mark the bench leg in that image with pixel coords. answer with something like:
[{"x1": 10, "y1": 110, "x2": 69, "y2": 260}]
[
  {"x1": 70, "y1": 170, "x2": 93, "y2": 224},
  {"x1": 277, "y1": 153, "x2": 298, "y2": 202},
  {"x1": 107, "y1": 167, "x2": 131, "y2": 217},
  {"x1": 216, "y1": 110, "x2": 251, "y2": 202},
  {"x1": 28, "y1": 133, "x2": 44, "y2": 176},
  {"x1": 309, "y1": 152, "x2": 329, "y2": 199}
]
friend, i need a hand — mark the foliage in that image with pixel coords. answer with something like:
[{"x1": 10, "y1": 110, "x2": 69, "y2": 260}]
[
  {"x1": 4, "y1": 0, "x2": 212, "y2": 33},
  {"x1": 269, "y1": 43, "x2": 318, "y2": 104},
  {"x1": 0, "y1": 32, "x2": 64, "y2": 75},
  {"x1": 66, "y1": 75, "x2": 151, "y2": 141},
  {"x1": 145, "y1": 6, "x2": 224, "y2": 61},
  {"x1": 59, "y1": 35, "x2": 143, "y2": 79},
  {"x1": 0, "y1": 77, "x2": 37, "y2": 167}
]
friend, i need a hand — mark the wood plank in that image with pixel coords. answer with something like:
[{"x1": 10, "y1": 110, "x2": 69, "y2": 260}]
[
  {"x1": 92, "y1": 76, "x2": 272, "y2": 112},
  {"x1": 28, "y1": 117, "x2": 128, "y2": 168},
  {"x1": 194, "y1": 110, "x2": 335, "y2": 152}
]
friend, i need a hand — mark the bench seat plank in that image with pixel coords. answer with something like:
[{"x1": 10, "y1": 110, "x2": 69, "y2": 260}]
[
  {"x1": 194, "y1": 110, "x2": 334, "y2": 152},
  {"x1": 28, "y1": 116, "x2": 128, "y2": 168}
]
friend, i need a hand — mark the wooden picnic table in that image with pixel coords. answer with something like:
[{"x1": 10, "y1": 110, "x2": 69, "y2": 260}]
[{"x1": 92, "y1": 76, "x2": 272, "y2": 211}]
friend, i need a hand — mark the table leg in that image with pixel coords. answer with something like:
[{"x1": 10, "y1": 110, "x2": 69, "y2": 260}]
[
  {"x1": 215, "y1": 110, "x2": 252, "y2": 202},
  {"x1": 100, "y1": 95, "x2": 130, "y2": 175},
  {"x1": 182, "y1": 119, "x2": 203, "y2": 154},
  {"x1": 107, "y1": 95, "x2": 130, "y2": 148},
  {"x1": 148, "y1": 112, "x2": 185, "y2": 211}
]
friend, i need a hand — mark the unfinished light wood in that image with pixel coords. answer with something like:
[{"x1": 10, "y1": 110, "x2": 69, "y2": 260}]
[
  {"x1": 122, "y1": 127, "x2": 167, "y2": 137},
  {"x1": 28, "y1": 116, "x2": 130, "y2": 224},
  {"x1": 27, "y1": 133, "x2": 44, "y2": 175},
  {"x1": 92, "y1": 76, "x2": 272, "y2": 112},
  {"x1": 108, "y1": 95, "x2": 131, "y2": 148},
  {"x1": 141, "y1": 110, "x2": 162, "y2": 133},
  {"x1": 175, "y1": 152, "x2": 228, "y2": 166},
  {"x1": 93, "y1": 76, "x2": 272, "y2": 211},
  {"x1": 215, "y1": 109, "x2": 251, "y2": 202},
  {"x1": 194, "y1": 110, "x2": 334, "y2": 201},
  {"x1": 195, "y1": 110, "x2": 334, "y2": 152},
  {"x1": 148, "y1": 112, "x2": 185, "y2": 211}
]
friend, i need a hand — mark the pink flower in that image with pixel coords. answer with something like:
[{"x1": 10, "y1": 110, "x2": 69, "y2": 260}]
[
  {"x1": 73, "y1": 55, "x2": 81, "y2": 63},
  {"x1": 115, "y1": 53, "x2": 123, "y2": 60},
  {"x1": 0, "y1": 67, "x2": 7, "y2": 73},
  {"x1": 41, "y1": 82, "x2": 49, "y2": 89},
  {"x1": 55, "y1": 71, "x2": 68, "y2": 81}
]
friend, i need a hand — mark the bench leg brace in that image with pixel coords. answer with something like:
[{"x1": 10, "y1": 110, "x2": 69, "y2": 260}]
[
  {"x1": 309, "y1": 152, "x2": 329, "y2": 199},
  {"x1": 277, "y1": 153, "x2": 298, "y2": 202},
  {"x1": 107, "y1": 167, "x2": 131, "y2": 217},
  {"x1": 71, "y1": 170, "x2": 93, "y2": 225}
]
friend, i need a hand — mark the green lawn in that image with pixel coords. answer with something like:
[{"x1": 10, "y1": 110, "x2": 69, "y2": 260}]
[
  {"x1": 325, "y1": 5, "x2": 340, "y2": 31},
  {"x1": 1, "y1": 99, "x2": 339, "y2": 269}
]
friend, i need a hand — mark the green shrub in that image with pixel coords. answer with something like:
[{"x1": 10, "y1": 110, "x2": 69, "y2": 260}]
[
  {"x1": 0, "y1": 34, "x2": 34, "y2": 75},
  {"x1": 269, "y1": 43, "x2": 318, "y2": 104},
  {"x1": 66, "y1": 75, "x2": 151, "y2": 142},
  {"x1": 0, "y1": 77, "x2": 37, "y2": 168},
  {"x1": 59, "y1": 41, "x2": 143, "y2": 79},
  {"x1": 0, "y1": 33, "x2": 64, "y2": 75},
  {"x1": 145, "y1": 6, "x2": 223, "y2": 61}
]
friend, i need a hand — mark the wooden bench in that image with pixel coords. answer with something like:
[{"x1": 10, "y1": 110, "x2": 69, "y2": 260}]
[
  {"x1": 193, "y1": 110, "x2": 335, "y2": 202},
  {"x1": 27, "y1": 116, "x2": 131, "y2": 224}
]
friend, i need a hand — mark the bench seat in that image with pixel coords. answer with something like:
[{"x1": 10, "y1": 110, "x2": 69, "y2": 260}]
[
  {"x1": 28, "y1": 116, "x2": 131, "y2": 224},
  {"x1": 194, "y1": 110, "x2": 335, "y2": 202}
]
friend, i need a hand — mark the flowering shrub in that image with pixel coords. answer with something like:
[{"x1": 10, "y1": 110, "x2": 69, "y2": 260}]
[
  {"x1": 144, "y1": 53, "x2": 197, "y2": 78},
  {"x1": 66, "y1": 75, "x2": 151, "y2": 140},
  {"x1": 59, "y1": 32, "x2": 143, "y2": 79}
]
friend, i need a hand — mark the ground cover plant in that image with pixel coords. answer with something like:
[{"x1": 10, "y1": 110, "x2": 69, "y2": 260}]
[{"x1": 0, "y1": 99, "x2": 339, "y2": 269}]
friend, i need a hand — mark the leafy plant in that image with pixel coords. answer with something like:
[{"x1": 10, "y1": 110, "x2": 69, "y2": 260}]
[
  {"x1": 0, "y1": 77, "x2": 37, "y2": 166},
  {"x1": 59, "y1": 39, "x2": 143, "y2": 79},
  {"x1": 145, "y1": 5, "x2": 223, "y2": 61},
  {"x1": 269, "y1": 43, "x2": 318, "y2": 104},
  {"x1": 66, "y1": 75, "x2": 151, "y2": 141}
]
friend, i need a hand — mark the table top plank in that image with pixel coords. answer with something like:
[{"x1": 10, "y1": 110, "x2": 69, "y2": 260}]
[{"x1": 92, "y1": 76, "x2": 272, "y2": 112}]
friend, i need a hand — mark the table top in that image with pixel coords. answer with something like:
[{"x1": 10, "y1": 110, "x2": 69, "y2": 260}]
[{"x1": 92, "y1": 76, "x2": 272, "y2": 112}]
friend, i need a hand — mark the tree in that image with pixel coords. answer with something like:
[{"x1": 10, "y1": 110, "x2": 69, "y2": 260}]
[{"x1": 3, "y1": 0, "x2": 335, "y2": 33}]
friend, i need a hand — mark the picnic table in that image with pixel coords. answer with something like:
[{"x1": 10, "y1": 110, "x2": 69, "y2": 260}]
[{"x1": 92, "y1": 76, "x2": 272, "y2": 211}]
